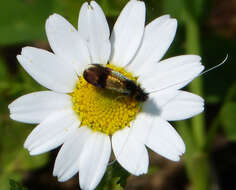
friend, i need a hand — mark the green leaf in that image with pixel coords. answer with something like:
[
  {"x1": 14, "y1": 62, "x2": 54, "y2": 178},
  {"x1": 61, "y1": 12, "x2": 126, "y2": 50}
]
[
  {"x1": 110, "y1": 162, "x2": 130, "y2": 188},
  {"x1": 99, "y1": 0, "x2": 127, "y2": 17},
  {"x1": 0, "y1": 0, "x2": 130, "y2": 45},
  {"x1": 52, "y1": 0, "x2": 86, "y2": 27},
  {"x1": 0, "y1": 0, "x2": 53, "y2": 45},
  {"x1": 225, "y1": 82, "x2": 236, "y2": 102},
  {"x1": 162, "y1": 0, "x2": 186, "y2": 23},
  {"x1": 162, "y1": 0, "x2": 205, "y2": 24},
  {"x1": 184, "y1": 0, "x2": 205, "y2": 20},
  {"x1": 0, "y1": 122, "x2": 49, "y2": 171},
  {"x1": 9, "y1": 179, "x2": 27, "y2": 190},
  {"x1": 0, "y1": 174, "x2": 21, "y2": 190},
  {"x1": 220, "y1": 102, "x2": 236, "y2": 141},
  {"x1": 96, "y1": 162, "x2": 130, "y2": 190},
  {"x1": 0, "y1": 119, "x2": 49, "y2": 190}
]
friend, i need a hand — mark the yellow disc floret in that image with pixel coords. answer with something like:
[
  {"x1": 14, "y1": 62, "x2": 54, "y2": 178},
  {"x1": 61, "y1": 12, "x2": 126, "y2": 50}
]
[{"x1": 70, "y1": 64, "x2": 141, "y2": 135}]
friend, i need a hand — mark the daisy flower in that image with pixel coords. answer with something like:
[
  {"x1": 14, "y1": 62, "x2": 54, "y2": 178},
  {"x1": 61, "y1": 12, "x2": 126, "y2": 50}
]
[{"x1": 9, "y1": 0, "x2": 204, "y2": 190}]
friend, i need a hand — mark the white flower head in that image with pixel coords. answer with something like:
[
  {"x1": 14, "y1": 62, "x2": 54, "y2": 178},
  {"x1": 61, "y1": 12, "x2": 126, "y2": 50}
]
[{"x1": 8, "y1": 1, "x2": 204, "y2": 190}]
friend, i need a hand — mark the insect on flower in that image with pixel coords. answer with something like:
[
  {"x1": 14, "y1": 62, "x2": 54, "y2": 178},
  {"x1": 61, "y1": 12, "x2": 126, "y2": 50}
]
[{"x1": 83, "y1": 64, "x2": 148, "y2": 102}]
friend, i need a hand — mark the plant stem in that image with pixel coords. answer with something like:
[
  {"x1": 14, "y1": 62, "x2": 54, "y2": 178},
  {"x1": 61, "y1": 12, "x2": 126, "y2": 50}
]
[
  {"x1": 181, "y1": 12, "x2": 211, "y2": 190},
  {"x1": 178, "y1": 121, "x2": 210, "y2": 190},
  {"x1": 185, "y1": 14, "x2": 205, "y2": 149}
]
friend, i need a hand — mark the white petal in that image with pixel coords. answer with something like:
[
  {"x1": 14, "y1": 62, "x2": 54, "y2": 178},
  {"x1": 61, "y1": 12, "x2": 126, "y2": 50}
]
[
  {"x1": 110, "y1": 0, "x2": 145, "y2": 67},
  {"x1": 78, "y1": 1, "x2": 111, "y2": 64},
  {"x1": 138, "y1": 89, "x2": 181, "y2": 118},
  {"x1": 24, "y1": 109, "x2": 80, "y2": 155},
  {"x1": 160, "y1": 91, "x2": 204, "y2": 121},
  {"x1": 9, "y1": 91, "x2": 72, "y2": 124},
  {"x1": 147, "y1": 89, "x2": 180, "y2": 108},
  {"x1": 46, "y1": 14, "x2": 90, "y2": 74},
  {"x1": 78, "y1": 2, "x2": 89, "y2": 40},
  {"x1": 54, "y1": 127, "x2": 92, "y2": 182},
  {"x1": 79, "y1": 132, "x2": 111, "y2": 190},
  {"x1": 112, "y1": 127, "x2": 149, "y2": 175},
  {"x1": 17, "y1": 47, "x2": 77, "y2": 93},
  {"x1": 132, "y1": 115, "x2": 185, "y2": 161},
  {"x1": 127, "y1": 15, "x2": 177, "y2": 74},
  {"x1": 139, "y1": 55, "x2": 204, "y2": 92}
]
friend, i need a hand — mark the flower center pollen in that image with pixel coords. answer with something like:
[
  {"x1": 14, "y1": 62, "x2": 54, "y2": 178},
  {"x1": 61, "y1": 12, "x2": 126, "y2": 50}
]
[{"x1": 70, "y1": 64, "x2": 140, "y2": 135}]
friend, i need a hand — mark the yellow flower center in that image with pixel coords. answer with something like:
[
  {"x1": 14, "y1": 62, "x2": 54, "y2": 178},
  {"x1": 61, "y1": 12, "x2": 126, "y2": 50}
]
[{"x1": 70, "y1": 64, "x2": 141, "y2": 135}]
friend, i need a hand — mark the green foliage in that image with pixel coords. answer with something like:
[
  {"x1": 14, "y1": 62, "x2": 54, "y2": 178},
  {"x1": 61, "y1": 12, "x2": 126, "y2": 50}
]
[
  {"x1": 162, "y1": 0, "x2": 186, "y2": 23},
  {"x1": 0, "y1": 0, "x2": 127, "y2": 45},
  {"x1": 97, "y1": 0, "x2": 128, "y2": 17},
  {"x1": 0, "y1": 0, "x2": 52, "y2": 45},
  {"x1": 0, "y1": 56, "x2": 48, "y2": 190},
  {"x1": 96, "y1": 162, "x2": 130, "y2": 190},
  {"x1": 0, "y1": 120, "x2": 49, "y2": 190},
  {"x1": 162, "y1": 0, "x2": 205, "y2": 22},
  {"x1": 220, "y1": 102, "x2": 236, "y2": 141},
  {"x1": 109, "y1": 162, "x2": 130, "y2": 188},
  {"x1": 220, "y1": 82, "x2": 236, "y2": 141},
  {"x1": 52, "y1": 0, "x2": 86, "y2": 27},
  {"x1": 184, "y1": 0, "x2": 205, "y2": 20},
  {"x1": 9, "y1": 180, "x2": 27, "y2": 190}
]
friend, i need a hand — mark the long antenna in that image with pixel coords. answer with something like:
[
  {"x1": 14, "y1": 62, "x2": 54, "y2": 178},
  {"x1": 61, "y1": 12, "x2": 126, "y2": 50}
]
[
  {"x1": 148, "y1": 54, "x2": 229, "y2": 94},
  {"x1": 198, "y1": 54, "x2": 228, "y2": 77}
]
